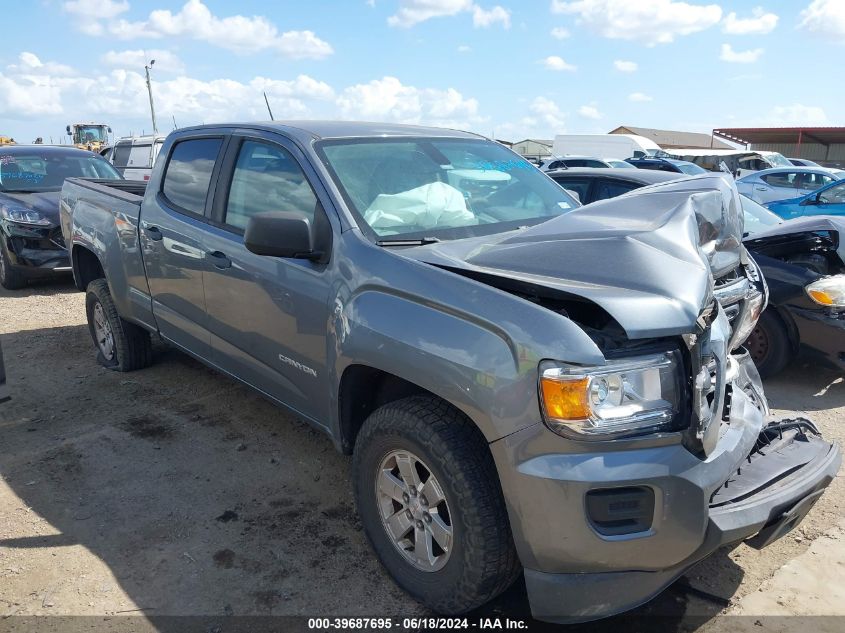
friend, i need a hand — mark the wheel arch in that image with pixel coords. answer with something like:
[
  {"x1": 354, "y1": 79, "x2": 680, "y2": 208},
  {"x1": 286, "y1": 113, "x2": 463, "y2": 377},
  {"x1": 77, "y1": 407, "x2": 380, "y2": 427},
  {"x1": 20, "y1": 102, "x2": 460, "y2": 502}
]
[
  {"x1": 71, "y1": 244, "x2": 105, "y2": 291},
  {"x1": 337, "y1": 364, "x2": 465, "y2": 454}
]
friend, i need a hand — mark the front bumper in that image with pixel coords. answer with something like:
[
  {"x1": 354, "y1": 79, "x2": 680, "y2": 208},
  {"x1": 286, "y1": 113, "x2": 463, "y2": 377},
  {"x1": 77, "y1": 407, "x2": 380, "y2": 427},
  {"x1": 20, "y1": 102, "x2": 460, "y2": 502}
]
[
  {"x1": 490, "y1": 358, "x2": 840, "y2": 623},
  {"x1": 2, "y1": 224, "x2": 70, "y2": 277},
  {"x1": 790, "y1": 305, "x2": 845, "y2": 370}
]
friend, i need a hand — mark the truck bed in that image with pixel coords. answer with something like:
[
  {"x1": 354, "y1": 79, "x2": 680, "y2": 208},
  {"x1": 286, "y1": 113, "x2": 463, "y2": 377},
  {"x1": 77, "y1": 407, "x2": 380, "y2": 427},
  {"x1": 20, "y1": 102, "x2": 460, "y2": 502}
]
[{"x1": 65, "y1": 177, "x2": 148, "y2": 200}]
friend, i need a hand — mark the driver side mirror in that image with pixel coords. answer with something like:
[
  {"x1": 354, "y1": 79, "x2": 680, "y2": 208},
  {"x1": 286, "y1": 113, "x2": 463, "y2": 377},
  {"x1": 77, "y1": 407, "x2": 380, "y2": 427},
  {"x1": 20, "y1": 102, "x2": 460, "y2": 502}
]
[
  {"x1": 66, "y1": 125, "x2": 71, "y2": 136},
  {"x1": 801, "y1": 194, "x2": 821, "y2": 206},
  {"x1": 244, "y1": 211, "x2": 331, "y2": 262}
]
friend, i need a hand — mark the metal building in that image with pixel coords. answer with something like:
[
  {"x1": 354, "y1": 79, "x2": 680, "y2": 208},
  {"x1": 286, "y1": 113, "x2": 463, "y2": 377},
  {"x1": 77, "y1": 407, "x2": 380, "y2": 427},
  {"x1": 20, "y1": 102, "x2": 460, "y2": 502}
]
[{"x1": 712, "y1": 127, "x2": 845, "y2": 168}]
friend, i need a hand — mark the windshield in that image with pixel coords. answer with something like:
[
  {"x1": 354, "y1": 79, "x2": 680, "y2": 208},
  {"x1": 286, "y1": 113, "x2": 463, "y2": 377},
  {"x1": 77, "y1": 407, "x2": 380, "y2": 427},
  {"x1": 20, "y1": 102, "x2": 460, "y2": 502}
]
[
  {"x1": 740, "y1": 194, "x2": 782, "y2": 235},
  {"x1": 675, "y1": 162, "x2": 707, "y2": 175},
  {"x1": 75, "y1": 126, "x2": 107, "y2": 144},
  {"x1": 0, "y1": 152, "x2": 122, "y2": 192},
  {"x1": 764, "y1": 152, "x2": 793, "y2": 168},
  {"x1": 317, "y1": 138, "x2": 579, "y2": 241}
]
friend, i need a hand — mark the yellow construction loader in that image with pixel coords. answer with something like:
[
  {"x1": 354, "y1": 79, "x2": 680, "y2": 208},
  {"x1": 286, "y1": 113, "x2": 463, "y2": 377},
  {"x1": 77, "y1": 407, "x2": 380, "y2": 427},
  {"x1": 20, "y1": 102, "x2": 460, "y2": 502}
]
[
  {"x1": 0, "y1": 136, "x2": 15, "y2": 146},
  {"x1": 66, "y1": 123, "x2": 112, "y2": 152}
]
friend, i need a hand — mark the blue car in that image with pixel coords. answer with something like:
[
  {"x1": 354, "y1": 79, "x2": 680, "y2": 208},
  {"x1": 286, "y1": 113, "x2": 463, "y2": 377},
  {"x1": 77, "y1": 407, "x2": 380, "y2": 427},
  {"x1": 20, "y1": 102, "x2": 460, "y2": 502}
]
[{"x1": 766, "y1": 179, "x2": 845, "y2": 219}]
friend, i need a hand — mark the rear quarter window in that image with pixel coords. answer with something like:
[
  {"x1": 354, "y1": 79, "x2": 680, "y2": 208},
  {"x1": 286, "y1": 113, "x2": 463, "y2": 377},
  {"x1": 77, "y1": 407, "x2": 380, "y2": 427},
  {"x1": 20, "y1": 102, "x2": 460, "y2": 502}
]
[
  {"x1": 161, "y1": 138, "x2": 223, "y2": 215},
  {"x1": 112, "y1": 143, "x2": 131, "y2": 168}
]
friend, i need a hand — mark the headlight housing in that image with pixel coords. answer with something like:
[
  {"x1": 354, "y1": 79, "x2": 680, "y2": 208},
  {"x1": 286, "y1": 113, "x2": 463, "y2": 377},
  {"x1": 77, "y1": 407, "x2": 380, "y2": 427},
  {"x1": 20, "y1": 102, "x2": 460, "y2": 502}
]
[
  {"x1": 0, "y1": 206, "x2": 51, "y2": 226},
  {"x1": 806, "y1": 276, "x2": 845, "y2": 308},
  {"x1": 539, "y1": 351, "x2": 683, "y2": 439}
]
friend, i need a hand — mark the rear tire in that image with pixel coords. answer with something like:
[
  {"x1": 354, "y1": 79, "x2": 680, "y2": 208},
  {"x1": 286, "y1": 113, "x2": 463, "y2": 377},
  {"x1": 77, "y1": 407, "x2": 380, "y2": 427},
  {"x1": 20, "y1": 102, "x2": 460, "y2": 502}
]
[
  {"x1": 353, "y1": 396, "x2": 520, "y2": 614},
  {"x1": 85, "y1": 279, "x2": 152, "y2": 372},
  {"x1": 745, "y1": 309, "x2": 792, "y2": 378},
  {"x1": 0, "y1": 241, "x2": 27, "y2": 290}
]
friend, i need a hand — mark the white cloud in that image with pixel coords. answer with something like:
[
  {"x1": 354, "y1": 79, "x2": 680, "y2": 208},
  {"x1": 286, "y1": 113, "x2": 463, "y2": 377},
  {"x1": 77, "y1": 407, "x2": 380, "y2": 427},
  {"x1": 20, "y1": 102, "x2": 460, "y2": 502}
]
[
  {"x1": 472, "y1": 5, "x2": 511, "y2": 28},
  {"x1": 81, "y1": 0, "x2": 333, "y2": 58},
  {"x1": 457, "y1": 44, "x2": 472, "y2": 52},
  {"x1": 613, "y1": 59, "x2": 638, "y2": 72},
  {"x1": 336, "y1": 76, "x2": 482, "y2": 128},
  {"x1": 799, "y1": 0, "x2": 845, "y2": 40},
  {"x1": 628, "y1": 92, "x2": 653, "y2": 102},
  {"x1": 551, "y1": 26, "x2": 571, "y2": 39},
  {"x1": 722, "y1": 7, "x2": 778, "y2": 34},
  {"x1": 529, "y1": 97, "x2": 566, "y2": 131},
  {"x1": 765, "y1": 104, "x2": 829, "y2": 126},
  {"x1": 7, "y1": 52, "x2": 75, "y2": 77},
  {"x1": 720, "y1": 43, "x2": 763, "y2": 63},
  {"x1": 0, "y1": 49, "x2": 335, "y2": 125},
  {"x1": 578, "y1": 104, "x2": 602, "y2": 119},
  {"x1": 101, "y1": 50, "x2": 186, "y2": 74},
  {"x1": 551, "y1": 0, "x2": 722, "y2": 45},
  {"x1": 388, "y1": 0, "x2": 510, "y2": 28},
  {"x1": 541, "y1": 55, "x2": 577, "y2": 71},
  {"x1": 62, "y1": 0, "x2": 128, "y2": 35}
]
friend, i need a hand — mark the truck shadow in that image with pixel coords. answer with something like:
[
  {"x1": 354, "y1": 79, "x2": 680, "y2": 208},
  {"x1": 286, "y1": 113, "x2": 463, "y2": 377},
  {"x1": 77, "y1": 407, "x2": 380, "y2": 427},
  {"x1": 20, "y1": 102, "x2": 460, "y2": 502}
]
[
  {"x1": 0, "y1": 277, "x2": 76, "y2": 299},
  {"x1": 764, "y1": 360, "x2": 845, "y2": 412},
  {"x1": 0, "y1": 322, "x2": 829, "y2": 631}
]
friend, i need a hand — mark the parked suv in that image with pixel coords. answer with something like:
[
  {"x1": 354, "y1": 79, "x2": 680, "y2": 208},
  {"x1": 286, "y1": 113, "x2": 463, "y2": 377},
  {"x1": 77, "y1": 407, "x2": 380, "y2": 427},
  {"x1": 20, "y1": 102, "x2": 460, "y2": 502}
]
[{"x1": 61, "y1": 122, "x2": 839, "y2": 623}]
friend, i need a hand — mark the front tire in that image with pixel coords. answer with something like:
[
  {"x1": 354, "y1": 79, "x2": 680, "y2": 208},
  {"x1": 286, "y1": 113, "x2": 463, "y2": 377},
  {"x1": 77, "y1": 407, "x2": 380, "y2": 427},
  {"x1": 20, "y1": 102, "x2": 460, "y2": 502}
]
[
  {"x1": 745, "y1": 309, "x2": 792, "y2": 378},
  {"x1": 353, "y1": 396, "x2": 520, "y2": 614},
  {"x1": 0, "y1": 240, "x2": 26, "y2": 290},
  {"x1": 85, "y1": 279, "x2": 152, "y2": 371}
]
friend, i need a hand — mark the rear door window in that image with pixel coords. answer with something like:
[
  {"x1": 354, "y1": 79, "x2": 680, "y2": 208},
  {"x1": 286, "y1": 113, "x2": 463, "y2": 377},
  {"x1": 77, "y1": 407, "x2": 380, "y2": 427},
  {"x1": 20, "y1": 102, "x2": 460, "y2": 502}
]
[
  {"x1": 593, "y1": 179, "x2": 640, "y2": 201},
  {"x1": 127, "y1": 144, "x2": 152, "y2": 168},
  {"x1": 161, "y1": 138, "x2": 223, "y2": 215},
  {"x1": 762, "y1": 172, "x2": 798, "y2": 188}
]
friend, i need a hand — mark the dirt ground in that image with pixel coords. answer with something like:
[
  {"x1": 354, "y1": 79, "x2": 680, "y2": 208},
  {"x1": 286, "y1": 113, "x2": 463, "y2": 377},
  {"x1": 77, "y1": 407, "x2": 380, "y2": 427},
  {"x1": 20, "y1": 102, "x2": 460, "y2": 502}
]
[{"x1": 1, "y1": 280, "x2": 843, "y2": 630}]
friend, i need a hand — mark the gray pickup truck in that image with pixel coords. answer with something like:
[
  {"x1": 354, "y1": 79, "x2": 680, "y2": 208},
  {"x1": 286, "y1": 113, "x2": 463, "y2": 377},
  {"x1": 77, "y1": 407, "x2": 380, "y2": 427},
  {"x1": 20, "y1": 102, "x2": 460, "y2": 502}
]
[{"x1": 60, "y1": 122, "x2": 840, "y2": 623}]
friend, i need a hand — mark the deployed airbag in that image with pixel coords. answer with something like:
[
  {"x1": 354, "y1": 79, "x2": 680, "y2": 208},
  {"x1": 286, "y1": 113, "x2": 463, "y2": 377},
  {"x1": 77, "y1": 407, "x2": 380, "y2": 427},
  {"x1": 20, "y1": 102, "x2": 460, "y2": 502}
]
[{"x1": 364, "y1": 182, "x2": 476, "y2": 233}]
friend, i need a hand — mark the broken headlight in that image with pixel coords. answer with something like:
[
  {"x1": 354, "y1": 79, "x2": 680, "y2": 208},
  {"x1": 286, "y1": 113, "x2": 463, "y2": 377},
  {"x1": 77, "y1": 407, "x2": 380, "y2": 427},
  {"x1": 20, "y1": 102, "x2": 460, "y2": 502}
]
[
  {"x1": 0, "y1": 206, "x2": 51, "y2": 226},
  {"x1": 539, "y1": 351, "x2": 683, "y2": 439},
  {"x1": 806, "y1": 276, "x2": 845, "y2": 308}
]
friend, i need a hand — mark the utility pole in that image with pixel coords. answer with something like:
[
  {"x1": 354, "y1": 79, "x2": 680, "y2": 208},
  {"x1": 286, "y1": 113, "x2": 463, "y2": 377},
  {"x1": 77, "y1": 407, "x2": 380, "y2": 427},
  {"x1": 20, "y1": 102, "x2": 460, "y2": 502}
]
[{"x1": 145, "y1": 59, "x2": 159, "y2": 135}]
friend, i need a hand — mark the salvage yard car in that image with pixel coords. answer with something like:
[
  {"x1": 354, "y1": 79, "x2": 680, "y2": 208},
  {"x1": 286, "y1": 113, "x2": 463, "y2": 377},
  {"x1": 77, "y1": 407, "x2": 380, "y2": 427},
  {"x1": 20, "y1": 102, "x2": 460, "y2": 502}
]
[
  {"x1": 736, "y1": 167, "x2": 843, "y2": 205},
  {"x1": 766, "y1": 179, "x2": 845, "y2": 219},
  {"x1": 0, "y1": 145, "x2": 122, "y2": 289},
  {"x1": 60, "y1": 122, "x2": 840, "y2": 623}
]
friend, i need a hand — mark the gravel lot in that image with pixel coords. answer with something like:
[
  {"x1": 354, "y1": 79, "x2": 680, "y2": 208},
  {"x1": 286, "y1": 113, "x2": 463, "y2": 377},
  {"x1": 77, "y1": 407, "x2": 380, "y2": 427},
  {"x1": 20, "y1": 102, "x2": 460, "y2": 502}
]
[{"x1": 0, "y1": 280, "x2": 843, "y2": 629}]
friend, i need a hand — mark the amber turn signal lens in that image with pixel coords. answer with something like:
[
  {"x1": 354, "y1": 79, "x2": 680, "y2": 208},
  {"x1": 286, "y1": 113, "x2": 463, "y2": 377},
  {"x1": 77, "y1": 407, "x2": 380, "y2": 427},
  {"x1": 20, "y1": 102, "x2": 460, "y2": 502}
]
[
  {"x1": 540, "y1": 376, "x2": 590, "y2": 421},
  {"x1": 808, "y1": 289, "x2": 834, "y2": 305}
]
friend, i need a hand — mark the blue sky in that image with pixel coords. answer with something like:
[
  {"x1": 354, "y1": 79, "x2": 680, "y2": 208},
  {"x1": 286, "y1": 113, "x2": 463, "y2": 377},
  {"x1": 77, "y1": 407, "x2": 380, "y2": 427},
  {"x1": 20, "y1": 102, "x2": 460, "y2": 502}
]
[{"x1": 1, "y1": 0, "x2": 842, "y2": 143}]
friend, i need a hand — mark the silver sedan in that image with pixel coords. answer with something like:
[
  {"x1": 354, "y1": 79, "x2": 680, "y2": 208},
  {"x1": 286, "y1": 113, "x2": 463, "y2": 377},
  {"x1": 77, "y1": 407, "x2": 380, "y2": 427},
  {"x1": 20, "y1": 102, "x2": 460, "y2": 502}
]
[{"x1": 736, "y1": 166, "x2": 845, "y2": 204}]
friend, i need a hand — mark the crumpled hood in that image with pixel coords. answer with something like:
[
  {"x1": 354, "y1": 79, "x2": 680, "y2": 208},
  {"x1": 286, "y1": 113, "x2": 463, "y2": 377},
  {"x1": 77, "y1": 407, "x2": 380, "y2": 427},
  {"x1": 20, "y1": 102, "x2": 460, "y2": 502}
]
[
  {"x1": 746, "y1": 214, "x2": 845, "y2": 266},
  {"x1": 0, "y1": 191, "x2": 61, "y2": 226},
  {"x1": 403, "y1": 174, "x2": 745, "y2": 339}
]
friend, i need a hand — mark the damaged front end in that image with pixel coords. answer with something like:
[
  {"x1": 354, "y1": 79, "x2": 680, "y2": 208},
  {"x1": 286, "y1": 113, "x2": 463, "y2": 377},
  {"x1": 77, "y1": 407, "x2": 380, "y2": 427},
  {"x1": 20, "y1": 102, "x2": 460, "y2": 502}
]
[{"x1": 404, "y1": 175, "x2": 840, "y2": 622}]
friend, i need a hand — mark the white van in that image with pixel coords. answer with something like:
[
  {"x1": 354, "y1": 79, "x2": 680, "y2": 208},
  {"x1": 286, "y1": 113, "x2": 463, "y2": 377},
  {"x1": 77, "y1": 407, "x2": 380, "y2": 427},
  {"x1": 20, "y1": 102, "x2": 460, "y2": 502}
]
[
  {"x1": 551, "y1": 134, "x2": 660, "y2": 160},
  {"x1": 109, "y1": 135, "x2": 167, "y2": 181}
]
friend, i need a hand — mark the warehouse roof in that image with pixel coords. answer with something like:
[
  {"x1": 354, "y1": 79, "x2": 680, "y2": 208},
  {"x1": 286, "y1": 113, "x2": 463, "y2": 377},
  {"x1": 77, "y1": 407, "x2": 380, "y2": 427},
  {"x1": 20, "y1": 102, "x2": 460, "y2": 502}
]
[
  {"x1": 712, "y1": 127, "x2": 845, "y2": 146},
  {"x1": 609, "y1": 126, "x2": 734, "y2": 150}
]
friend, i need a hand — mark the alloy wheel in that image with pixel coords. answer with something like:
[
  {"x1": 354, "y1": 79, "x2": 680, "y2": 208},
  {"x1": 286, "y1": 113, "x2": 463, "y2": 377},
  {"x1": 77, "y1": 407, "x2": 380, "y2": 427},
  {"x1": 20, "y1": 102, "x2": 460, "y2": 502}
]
[
  {"x1": 375, "y1": 449, "x2": 453, "y2": 572},
  {"x1": 92, "y1": 302, "x2": 115, "y2": 361}
]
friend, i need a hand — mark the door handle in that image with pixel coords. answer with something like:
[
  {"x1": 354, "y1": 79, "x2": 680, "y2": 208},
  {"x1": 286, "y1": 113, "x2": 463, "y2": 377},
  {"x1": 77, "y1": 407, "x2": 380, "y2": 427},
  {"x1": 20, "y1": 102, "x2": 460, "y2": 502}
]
[
  {"x1": 207, "y1": 250, "x2": 232, "y2": 269},
  {"x1": 143, "y1": 225, "x2": 163, "y2": 241},
  {"x1": 754, "y1": 186, "x2": 767, "y2": 191}
]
